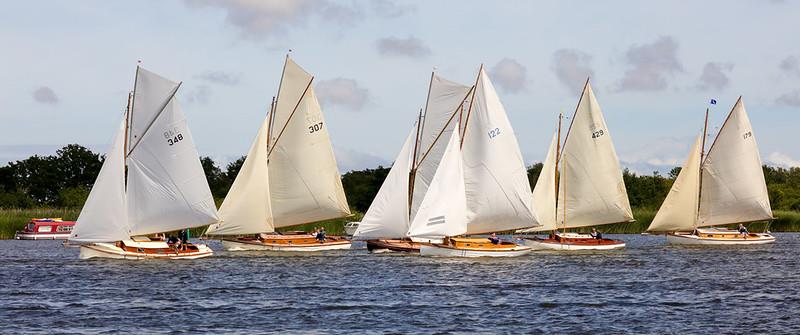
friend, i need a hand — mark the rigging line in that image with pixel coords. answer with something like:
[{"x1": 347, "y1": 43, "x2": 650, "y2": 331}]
[
  {"x1": 268, "y1": 76, "x2": 314, "y2": 157},
  {"x1": 460, "y1": 65, "x2": 483, "y2": 148},
  {"x1": 558, "y1": 77, "x2": 591, "y2": 163},
  {"x1": 415, "y1": 85, "x2": 476, "y2": 166},
  {"x1": 126, "y1": 82, "x2": 182, "y2": 156}
]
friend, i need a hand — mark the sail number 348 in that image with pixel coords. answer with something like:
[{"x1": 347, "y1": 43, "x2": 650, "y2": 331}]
[{"x1": 164, "y1": 129, "x2": 184, "y2": 146}]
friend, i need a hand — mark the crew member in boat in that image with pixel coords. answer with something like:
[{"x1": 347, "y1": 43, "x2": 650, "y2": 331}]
[
  {"x1": 738, "y1": 224, "x2": 749, "y2": 237},
  {"x1": 179, "y1": 229, "x2": 189, "y2": 248},
  {"x1": 590, "y1": 228, "x2": 602, "y2": 239},
  {"x1": 488, "y1": 233, "x2": 501, "y2": 245},
  {"x1": 316, "y1": 227, "x2": 327, "y2": 243}
]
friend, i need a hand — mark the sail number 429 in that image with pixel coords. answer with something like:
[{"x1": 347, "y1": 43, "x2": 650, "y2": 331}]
[
  {"x1": 309, "y1": 122, "x2": 323, "y2": 134},
  {"x1": 592, "y1": 130, "x2": 605, "y2": 139}
]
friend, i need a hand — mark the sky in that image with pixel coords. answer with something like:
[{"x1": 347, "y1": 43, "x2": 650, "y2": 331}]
[{"x1": 1, "y1": 0, "x2": 799, "y2": 173}]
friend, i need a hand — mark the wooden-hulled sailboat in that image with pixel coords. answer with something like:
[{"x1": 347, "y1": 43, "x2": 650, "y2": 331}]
[
  {"x1": 354, "y1": 74, "x2": 474, "y2": 253},
  {"x1": 520, "y1": 79, "x2": 634, "y2": 250},
  {"x1": 69, "y1": 67, "x2": 219, "y2": 259},
  {"x1": 647, "y1": 98, "x2": 775, "y2": 245},
  {"x1": 205, "y1": 56, "x2": 352, "y2": 251},
  {"x1": 407, "y1": 66, "x2": 539, "y2": 257}
]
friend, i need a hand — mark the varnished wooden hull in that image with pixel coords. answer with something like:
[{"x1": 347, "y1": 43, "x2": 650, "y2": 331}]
[
  {"x1": 366, "y1": 239, "x2": 421, "y2": 253},
  {"x1": 221, "y1": 235, "x2": 351, "y2": 251},
  {"x1": 522, "y1": 234, "x2": 626, "y2": 251},
  {"x1": 666, "y1": 231, "x2": 775, "y2": 245},
  {"x1": 420, "y1": 238, "x2": 531, "y2": 257},
  {"x1": 79, "y1": 242, "x2": 213, "y2": 260}
]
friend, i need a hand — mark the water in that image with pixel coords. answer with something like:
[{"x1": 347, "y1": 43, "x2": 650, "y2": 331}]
[{"x1": 1, "y1": 234, "x2": 798, "y2": 334}]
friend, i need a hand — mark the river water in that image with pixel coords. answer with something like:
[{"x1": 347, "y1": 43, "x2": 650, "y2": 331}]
[{"x1": 0, "y1": 234, "x2": 798, "y2": 334}]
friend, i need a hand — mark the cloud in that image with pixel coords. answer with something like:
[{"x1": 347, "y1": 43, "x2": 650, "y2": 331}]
[
  {"x1": 552, "y1": 49, "x2": 594, "y2": 93},
  {"x1": 767, "y1": 152, "x2": 800, "y2": 167},
  {"x1": 779, "y1": 56, "x2": 800, "y2": 77},
  {"x1": 698, "y1": 62, "x2": 734, "y2": 91},
  {"x1": 185, "y1": 0, "x2": 360, "y2": 40},
  {"x1": 376, "y1": 36, "x2": 431, "y2": 58},
  {"x1": 334, "y1": 147, "x2": 390, "y2": 172},
  {"x1": 489, "y1": 58, "x2": 527, "y2": 93},
  {"x1": 315, "y1": 78, "x2": 369, "y2": 110},
  {"x1": 776, "y1": 90, "x2": 800, "y2": 106},
  {"x1": 616, "y1": 36, "x2": 683, "y2": 92},
  {"x1": 618, "y1": 135, "x2": 695, "y2": 174},
  {"x1": 184, "y1": 85, "x2": 212, "y2": 105},
  {"x1": 32, "y1": 86, "x2": 58, "y2": 104},
  {"x1": 195, "y1": 71, "x2": 242, "y2": 86},
  {"x1": 370, "y1": 0, "x2": 415, "y2": 18}
]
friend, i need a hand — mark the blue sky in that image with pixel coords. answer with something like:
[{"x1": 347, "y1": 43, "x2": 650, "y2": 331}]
[{"x1": 2, "y1": 0, "x2": 798, "y2": 173}]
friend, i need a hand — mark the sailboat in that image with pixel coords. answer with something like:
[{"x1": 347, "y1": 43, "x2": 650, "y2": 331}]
[
  {"x1": 205, "y1": 56, "x2": 352, "y2": 251},
  {"x1": 520, "y1": 79, "x2": 634, "y2": 250},
  {"x1": 354, "y1": 74, "x2": 474, "y2": 253},
  {"x1": 405, "y1": 66, "x2": 538, "y2": 257},
  {"x1": 69, "y1": 67, "x2": 219, "y2": 259},
  {"x1": 647, "y1": 97, "x2": 775, "y2": 245}
]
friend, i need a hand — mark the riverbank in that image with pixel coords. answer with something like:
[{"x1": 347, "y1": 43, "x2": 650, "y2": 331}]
[{"x1": 1, "y1": 208, "x2": 798, "y2": 239}]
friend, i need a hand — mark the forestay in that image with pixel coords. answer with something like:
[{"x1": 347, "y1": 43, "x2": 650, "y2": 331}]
[
  {"x1": 556, "y1": 83, "x2": 633, "y2": 229},
  {"x1": 698, "y1": 98, "x2": 772, "y2": 226},
  {"x1": 407, "y1": 130, "x2": 467, "y2": 239},
  {"x1": 647, "y1": 136, "x2": 702, "y2": 232},
  {"x1": 460, "y1": 68, "x2": 538, "y2": 234},
  {"x1": 70, "y1": 119, "x2": 130, "y2": 242},
  {"x1": 208, "y1": 118, "x2": 273, "y2": 235}
]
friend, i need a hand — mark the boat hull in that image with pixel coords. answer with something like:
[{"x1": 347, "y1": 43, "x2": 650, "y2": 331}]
[
  {"x1": 666, "y1": 231, "x2": 775, "y2": 245},
  {"x1": 221, "y1": 235, "x2": 351, "y2": 252},
  {"x1": 522, "y1": 234, "x2": 626, "y2": 251},
  {"x1": 419, "y1": 238, "x2": 531, "y2": 257},
  {"x1": 366, "y1": 239, "x2": 421, "y2": 253},
  {"x1": 15, "y1": 232, "x2": 72, "y2": 240},
  {"x1": 79, "y1": 242, "x2": 213, "y2": 260}
]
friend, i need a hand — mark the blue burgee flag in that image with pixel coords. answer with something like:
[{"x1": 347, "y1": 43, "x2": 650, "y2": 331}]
[{"x1": 710, "y1": 99, "x2": 717, "y2": 105}]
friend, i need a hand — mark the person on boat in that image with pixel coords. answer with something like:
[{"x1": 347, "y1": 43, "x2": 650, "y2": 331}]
[
  {"x1": 488, "y1": 233, "x2": 501, "y2": 245},
  {"x1": 179, "y1": 229, "x2": 189, "y2": 244},
  {"x1": 738, "y1": 224, "x2": 749, "y2": 237},
  {"x1": 589, "y1": 228, "x2": 602, "y2": 239},
  {"x1": 316, "y1": 227, "x2": 326, "y2": 243},
  {"x1": 167, "y1": 235, "x2": 179, "y2": 245}
]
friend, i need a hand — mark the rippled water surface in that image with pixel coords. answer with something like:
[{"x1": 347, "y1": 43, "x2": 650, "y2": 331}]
[{"x1": 1, "y1": 234, "x2": 798, "y2": 334}]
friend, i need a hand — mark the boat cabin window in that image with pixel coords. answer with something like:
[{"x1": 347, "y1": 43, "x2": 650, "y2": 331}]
[
  {"x1": 57, "y1": 225, "x2": 73, "y2": 232},
  {"x1": 37, "y1": 225, "x2": 53, "y2": 233},
  {"x1": 27, "y1": 223, "x2": 35, "y2": 231}
]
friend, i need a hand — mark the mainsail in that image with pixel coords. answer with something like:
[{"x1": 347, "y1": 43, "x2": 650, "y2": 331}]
[
  {"x1": 461, "y1": 68, "x2": 538, "y2": 234},
  {"x1": 556, "y1": 82, "x2": 633, "y2": 229}
]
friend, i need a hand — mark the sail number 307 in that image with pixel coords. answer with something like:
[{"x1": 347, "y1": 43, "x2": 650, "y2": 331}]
[{"x1": 309, "y1": 122, "x2": 323, "y2": 134}]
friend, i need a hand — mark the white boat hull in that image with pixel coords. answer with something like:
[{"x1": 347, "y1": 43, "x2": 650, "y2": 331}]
[
  {"x1": 419, "y1": 244, "x2": 532, "y2": 257},
  {"x1": 221, "y1": 239, "x2": 352, "y2": 252},
  {"x1": 522, "y1": 238, "x2": 626, "y2": 251},
  {"x1": 15, "y1": 232, "x2": 72, "y2": 240},
  {"x1": 79, "y1": 242, "x2": 213, "y2": 260},
  {"x1": 666, "y1": 232, "x2": 775, "y2": 245}
]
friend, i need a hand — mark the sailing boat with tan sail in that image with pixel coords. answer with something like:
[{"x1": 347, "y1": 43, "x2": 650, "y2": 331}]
[
  {"x1": 205, "y1": 56, "x2": 352, "y2": 251},
  {"x1": 520, "y1": 79, "x2": 634, "y2": 250},
  {"x1": 353, "y1": 73, "x2": 474, "y2": 253},
  {"x1": 69, "y1": 67, "x2": 219, "y2": 259},
  {"x1": 647, "y1": 97, "x2": 775, "y2": 245}
]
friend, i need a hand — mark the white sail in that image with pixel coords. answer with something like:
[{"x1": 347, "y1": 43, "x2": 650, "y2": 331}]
[
  {"x1": 407, "y1": 130, "x2": 467, "y2": 239},
  {"x1": 207, "y1": 118, "x2": 273, "y2": 235},
  {"x1": 128, "y1": 67, "x2": 181, "y2": 152},
  {"x1": 70, "y1": 119, "x2": 130, "y2": 242},
  {"x1": 699, "y1": 98, "x2": 772, "y2": 226},
  {"x1": 460, "y1": 68, "x2": 537, "y2": 234},
  {"x1": 126, "y1": 96, "x2": 219, "y2": 236},
  {"x1": 353, "y1": 126, "x2": 416, "y2": 240},
  {"x1": 528, "y1": 132, "x2": 559, "y2": 232},
  {"x1": 268, "y1": 59, "x2": 350, "y2": 228},
  {"x1": 410, "y1": 75, "x2": 472, "y2": 221},
  {"x1": 556, "y1": 82, "x2": 633, "y2": 229},
  {"x1": 648, "y1": 136, "x2": 702, "y2": 232}
]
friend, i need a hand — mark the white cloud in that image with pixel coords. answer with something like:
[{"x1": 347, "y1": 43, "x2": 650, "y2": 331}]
[
  {"x1": 698, "y1": 62, "x2": 734, "y2": 91},
  {"x1": 32, "y1": 86, "x2": 58, "y2": 104},
  {"x1": 779, "y1": 55, "x2": 800, "y2": 77},
  {"x1": 195, "y1": 71, "x2": 242, "y2": 86},
  {"x1": 184, "y1": 85, "x2": 212, "y2": 105},
  {"x1": 767, "y1": 152, "x2": 800, "y2": 167},
  {"x1": 616, "y1": 36, "x2": 683, "y2": 92},
  {"x1": 370, "y1": 0, "x2": 415, "y2": 18},
  {"x1": 552, "y1": 49, "x2": 594, "y2": 93},
  {"x1": 489, "y1": 58, "x2": 527, "y2": 93},
  {"x1": 315, "y1": 78, "x2": 369, "y2": 110},
  {"x1": 376, "y1": 36, "x2": 431, "y2": 58},
  {"x1": 334, "y1": 146, "x2": 390, "y2": 172},
  {"x1": 776, "y1": 90, "x2": 800, "y2": 107}
]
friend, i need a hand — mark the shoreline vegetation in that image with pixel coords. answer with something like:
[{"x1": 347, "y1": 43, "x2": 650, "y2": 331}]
[
  {"x1": 2, "y1": 207, "x2": 799, "y2": 240},
  {"x1": 2, "y1": 144, "x2": 800, "y2": 239}
]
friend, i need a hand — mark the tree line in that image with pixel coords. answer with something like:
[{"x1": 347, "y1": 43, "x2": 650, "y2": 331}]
[{"x1": 2, "y1": 144, "x2": 800, "y2": 213}]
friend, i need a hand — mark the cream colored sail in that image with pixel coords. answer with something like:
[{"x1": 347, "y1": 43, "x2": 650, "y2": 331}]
[
  {"x1": 268, "y1": 58, "x2": 351, "y2": 228},
  {"x1": 461, "y1": 68, "x2": 538, "y2": 234},
  {"x1": 353, "y1": 126, "x2": 416, "y2": 239},
  {"x1": 556, "y1": 82, "x2": 633, "y2": 229},
  {"x1": 647, "y1": 136, "x2": 702, "y2": 232},
  {"x1": 70, "y1": 119, "x2": 130, "y2": 242},
  {"x1": 527, "y1": 132, "x2": 559, "y2": 232},
  {"x1": 207, "y1": 117, "x2": 273, "y2": 235},
  {"x1": 410, "y1": 75, "x2": 472, "y2": 221},
  {"x1": 698, "y1": 98, "x2": 772, "y2": 226},
  {"x1": 407, "y1": 130, "x2": 467, "y2": 239},
  {"x1": 126, "y1": 95, "x2": 220, "y2": 236}
]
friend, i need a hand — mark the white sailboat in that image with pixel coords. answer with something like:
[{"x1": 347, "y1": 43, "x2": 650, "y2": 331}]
[
  {"x1": 521, "y1": 79, "x2": 634, "y2": 250},
  {"x1": 647, "y1": 97, "x2": 775, "y2": 245},
  {"x1": 407, "y1": 66, "x2": 538, "y2": 257},
  {"x1": 69, "y1": 67, "x2": 219, "y2": 259},
  {"x1": 354, "y1": 73, "x2": 474, "y2": 253},
  {"x1": 205, "y1": 56, "x2": 352, "y2": 251}
]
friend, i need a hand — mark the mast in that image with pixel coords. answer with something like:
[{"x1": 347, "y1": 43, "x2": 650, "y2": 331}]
[
  {"x1": 554, "y1": 112, "x2": 563, "y2": 231},
  {"x1": 266, "y1": 96, "x2": 276, "y2": 158},
  {"x1": 696, "y1": 107, "x2": 710, "y2": 227},
  {"x1": 408, "y1": 109, "x2": 424, "y2": 217},
  {"x1": 415, "y1": 86, "x2": 475, "y2": 166},
  {"x1": 127, "y1": 66, "x2": 140, "y2": 158},
  {"x1": 460, "y1": 64, "x2": 484, "y2": 148},
  {"x1": 124, "y1": 91, "x2": 133, "y2": 160}
]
